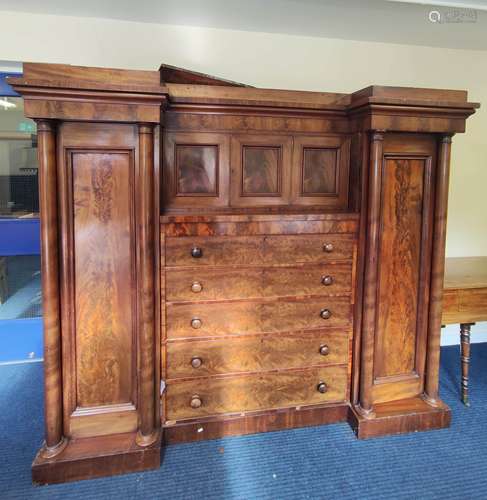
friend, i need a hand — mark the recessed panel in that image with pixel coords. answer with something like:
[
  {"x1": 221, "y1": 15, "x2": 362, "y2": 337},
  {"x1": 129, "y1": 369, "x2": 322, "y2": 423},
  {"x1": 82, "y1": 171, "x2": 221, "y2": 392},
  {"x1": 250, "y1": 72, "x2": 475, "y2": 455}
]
[
  {"x1": 302, "y1": 148, "x2": 338, "y2": 195},
  {"x1": 374, "y1": 157, "x2": 426, "y2": 380},
  {"x1": 176, "y1": 145, "x2": 218, "y2": 196},
  {"x1": 242, "y1": 146, "x2": 280, "y2": 196},
  {"x1": 230, "y1": 134, "x2": 292, "y2": 207},
  {"x1": 164, "y1": 132, "x2": 230, "y2": 208},
  {"x1": 291, "y1": 136, "x2": 350, "y2": 208},
  {"x1": 72, "y1": 151, "x2": 134, "y2": 408}
]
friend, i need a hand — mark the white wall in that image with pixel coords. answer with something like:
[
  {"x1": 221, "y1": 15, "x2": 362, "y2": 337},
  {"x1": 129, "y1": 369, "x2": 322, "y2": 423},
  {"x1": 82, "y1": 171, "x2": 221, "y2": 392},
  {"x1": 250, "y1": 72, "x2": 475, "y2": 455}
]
[{"x1": 0, "y1": 10, "x2": 485, "y2": 343}]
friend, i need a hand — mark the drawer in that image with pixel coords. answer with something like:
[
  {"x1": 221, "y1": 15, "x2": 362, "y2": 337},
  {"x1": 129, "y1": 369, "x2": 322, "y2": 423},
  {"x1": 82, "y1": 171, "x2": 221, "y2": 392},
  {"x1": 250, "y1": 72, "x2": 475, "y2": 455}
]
[
  {"x1": 166, "y1": 263, "x2": 352, "y2": 302},
  {"x1": 165, "y1": 234, "x2": 354, "y2": 267},
  {"x1": 166, "y1": 297, "x2": 352, "y2": 339},
  {"x1": 166, "y1": 330, "x2": 349, "y2": 379},
  {"x1": 165, "y1": 365, "x2": 348, "y2": 420}
]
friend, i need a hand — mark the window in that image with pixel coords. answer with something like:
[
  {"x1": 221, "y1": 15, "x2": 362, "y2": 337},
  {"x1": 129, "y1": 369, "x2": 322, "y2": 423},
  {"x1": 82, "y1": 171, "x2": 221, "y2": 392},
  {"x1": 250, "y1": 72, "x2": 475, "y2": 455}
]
[{"x1": 0, "y1": 70, "x2": 42, "y2": 363}]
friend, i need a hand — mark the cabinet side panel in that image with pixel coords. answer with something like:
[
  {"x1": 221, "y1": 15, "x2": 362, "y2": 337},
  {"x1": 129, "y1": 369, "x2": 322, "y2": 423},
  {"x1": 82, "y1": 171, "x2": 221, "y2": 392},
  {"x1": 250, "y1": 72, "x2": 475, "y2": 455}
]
[
  {"x1": 369, "y1": 134, "x2": 436, "y2": 405},
  {"x1": 374, "y1": 157, "x2": 425, "y2": 379},
  {"x1": 72, "y1": 151, "x2": 135, "y2": 408}
]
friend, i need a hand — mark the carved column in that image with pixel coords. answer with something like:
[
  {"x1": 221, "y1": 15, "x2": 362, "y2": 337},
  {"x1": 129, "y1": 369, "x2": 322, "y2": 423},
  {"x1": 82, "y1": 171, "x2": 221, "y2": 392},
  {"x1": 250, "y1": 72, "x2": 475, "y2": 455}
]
[
  {"x1": 424, "y1": 135, "x2": 452, "y2": 405},
  {"x1": 136, "y1": 123, "x2": 159, "y2": 446},
  {"x1": 36, "y1": 120, "x2": 67, "y2": 457},
  {"x1": 357, "y1": 130, "x2": 384, "y2": 417}
]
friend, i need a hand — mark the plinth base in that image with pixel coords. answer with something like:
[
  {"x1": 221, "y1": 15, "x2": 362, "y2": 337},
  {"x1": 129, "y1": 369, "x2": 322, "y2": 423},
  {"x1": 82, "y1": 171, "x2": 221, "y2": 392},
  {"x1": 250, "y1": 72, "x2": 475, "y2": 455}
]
[
  {"x1": 348, "y1": 396, "x2": 451, "y2": 439},
  {"x1": 32, "y1": 431, "x2": 161, "y2": 485}
]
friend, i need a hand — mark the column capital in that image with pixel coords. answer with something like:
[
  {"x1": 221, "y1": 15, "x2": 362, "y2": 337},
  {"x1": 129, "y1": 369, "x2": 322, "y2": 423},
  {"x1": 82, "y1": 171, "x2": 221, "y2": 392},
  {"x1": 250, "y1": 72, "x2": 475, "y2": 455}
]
[
  {"x1": 36, "y1": 119, "x2": 57, "y2": 133},
  {"x1": 138, "y1": 123, "x2": 154, "y2": 134},
  {"x1": 371, "y1": 130, "x2": 386, "y2": 142}
]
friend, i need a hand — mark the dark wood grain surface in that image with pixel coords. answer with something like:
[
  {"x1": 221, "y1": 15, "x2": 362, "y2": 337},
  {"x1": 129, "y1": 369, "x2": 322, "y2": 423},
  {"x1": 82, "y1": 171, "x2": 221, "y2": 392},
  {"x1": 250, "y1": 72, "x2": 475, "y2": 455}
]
[
  {"x1": 230, "y1": 134, "x2": 292, "y2": 207},
  {"x1": 374, "y1": 157, "x2": 426, "y2": 379},
  {"x1": 166, "y1": 330, "x2": 350, "y2": 378},
  {"x1": 166, "y1": 234, "x2": 355, "y2": 267},
  {"x1": 72, "y1": 151, "x2": 135, "y2": 407},
  {"x1": 166, "y1": 297, "x2": 352, "y2": 339},
  {"x1": 166, "y1": 263, "x2": 352, "y2": 302},
  {"x1": 163, "y1": 215, "x2": 359, "y2": 236},
  {"x1": 165, "y1": 365, "x2": 348, "y2": 420},
  {"x1": 36, "y1": 120, "x2": 65, "y2": 455}
]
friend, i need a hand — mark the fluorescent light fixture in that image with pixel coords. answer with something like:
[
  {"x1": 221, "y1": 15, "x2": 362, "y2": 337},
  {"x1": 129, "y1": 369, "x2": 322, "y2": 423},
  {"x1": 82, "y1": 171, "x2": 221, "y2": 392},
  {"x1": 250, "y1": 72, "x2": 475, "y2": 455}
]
[{"x1": 0, "y1": 98, "x2": 17, "y2": 109}]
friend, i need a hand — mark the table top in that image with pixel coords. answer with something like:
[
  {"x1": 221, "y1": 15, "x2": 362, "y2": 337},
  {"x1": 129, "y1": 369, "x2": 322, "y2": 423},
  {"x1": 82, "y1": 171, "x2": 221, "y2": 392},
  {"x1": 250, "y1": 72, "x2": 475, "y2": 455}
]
[{"x1": 444, "y1": 257, "x2": 487, "y2": 290}]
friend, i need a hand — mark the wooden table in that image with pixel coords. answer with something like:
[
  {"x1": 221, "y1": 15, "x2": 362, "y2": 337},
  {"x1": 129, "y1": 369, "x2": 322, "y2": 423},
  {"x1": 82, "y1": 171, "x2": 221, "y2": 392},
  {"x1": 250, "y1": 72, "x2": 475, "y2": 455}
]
[{"x1": 442, "y1": 257, "x2": 487, "y2": 405}]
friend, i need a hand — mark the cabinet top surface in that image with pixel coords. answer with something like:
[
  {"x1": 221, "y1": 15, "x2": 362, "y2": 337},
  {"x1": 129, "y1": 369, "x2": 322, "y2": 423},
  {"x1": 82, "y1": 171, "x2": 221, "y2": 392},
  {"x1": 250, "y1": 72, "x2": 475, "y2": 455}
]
[
  {"x1": 8, "y1": 62, "x2": 479, "y2": 113},
  {"x1": 444, "y1": 257, "x2": 487, "y2": 290}
]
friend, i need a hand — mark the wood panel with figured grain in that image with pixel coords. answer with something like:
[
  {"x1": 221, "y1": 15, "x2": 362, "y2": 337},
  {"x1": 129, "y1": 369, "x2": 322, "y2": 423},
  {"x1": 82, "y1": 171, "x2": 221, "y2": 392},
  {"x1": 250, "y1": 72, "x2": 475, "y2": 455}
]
[
  {"x1": 166, "y1": 263, "x2": 352, "y2": 302},
  {"x1": 230, "y1": 134, "x2": 292, "y2": 206},
  {"x1": 367, "y1": 133, "x2": 437, "y2": 409},
  {"x1": 164, "y1": 132, "x2": 230, "y2": 209},
  {"x1": 166, "y1": 297, "x2": 352, "y2": 339},
  {"x1": 71, "y1": 151, "x2": 135, "y2": 408},
  {"x1": 165, "y1": 365, "x2": 348, "y2": 420},
  {"x1": 166, "y1": 330, "x2": 349, "y2": 378},
  {"x1": 163, "y1": 215, "x2": 359, "y2": 236},
  {"x1": 291, "y1": 135, "x2": 350, "y2": 209},
  {"x1": 373, "y1": 157, "x2": 427, "y2": 380},
  {"x1": 166, "y1": 234, "x2": 354, "y2": 267}
]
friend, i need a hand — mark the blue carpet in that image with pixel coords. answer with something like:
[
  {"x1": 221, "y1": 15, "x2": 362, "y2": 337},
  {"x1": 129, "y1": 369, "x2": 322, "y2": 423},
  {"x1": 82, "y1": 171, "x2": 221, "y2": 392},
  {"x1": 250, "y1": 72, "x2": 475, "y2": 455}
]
[{"x1": 1, "y1": 344, "x2": 487, "y2": 499}]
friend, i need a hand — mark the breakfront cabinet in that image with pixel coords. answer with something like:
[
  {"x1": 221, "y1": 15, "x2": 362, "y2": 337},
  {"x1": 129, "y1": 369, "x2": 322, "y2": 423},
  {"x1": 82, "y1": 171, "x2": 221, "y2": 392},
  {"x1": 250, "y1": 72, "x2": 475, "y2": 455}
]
[{"x1": 9, "y1": 63, "x2": 478, "y2": 484}]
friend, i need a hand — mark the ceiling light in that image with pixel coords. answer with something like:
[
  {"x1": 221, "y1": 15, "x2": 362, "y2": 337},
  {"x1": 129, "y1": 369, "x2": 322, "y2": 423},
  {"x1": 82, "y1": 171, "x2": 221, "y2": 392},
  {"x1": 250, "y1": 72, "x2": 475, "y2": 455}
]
[{"x1": 0, "y1": 98, "x2": 17, "y2": 110}]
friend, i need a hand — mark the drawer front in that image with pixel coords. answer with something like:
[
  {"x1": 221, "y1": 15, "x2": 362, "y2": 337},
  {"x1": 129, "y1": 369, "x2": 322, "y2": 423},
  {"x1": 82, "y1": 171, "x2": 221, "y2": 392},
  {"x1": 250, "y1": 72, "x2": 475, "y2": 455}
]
[
  {"x1": 166, "y1": 331, "x2": 349, "y2": 379},
  {"x1": 165, "y1": 365, "x2": 348, "y2": 420},
  {"x1": 166, "y1": 263, "x2": 352, "y2": 302},
  {"x1": 165, "y1": 234, "x2": 354, "y2": 267},
  {"x1": 166, "y1": 297, "x2": 352, "y2": 339}
]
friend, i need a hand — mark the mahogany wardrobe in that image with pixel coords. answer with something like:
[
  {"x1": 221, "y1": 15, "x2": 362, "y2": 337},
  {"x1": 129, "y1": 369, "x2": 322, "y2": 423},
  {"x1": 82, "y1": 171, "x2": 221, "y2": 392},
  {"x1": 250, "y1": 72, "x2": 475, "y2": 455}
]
[{"x1": 9, "y1": 63, "x2": 478, "y2": 484}]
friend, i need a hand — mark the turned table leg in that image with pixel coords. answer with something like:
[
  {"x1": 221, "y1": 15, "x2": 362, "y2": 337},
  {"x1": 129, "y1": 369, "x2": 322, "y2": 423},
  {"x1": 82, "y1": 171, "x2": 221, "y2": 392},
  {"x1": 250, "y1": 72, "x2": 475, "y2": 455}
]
[{"x1": 460, "y1": 323, "x2": 474, "y2": 406}]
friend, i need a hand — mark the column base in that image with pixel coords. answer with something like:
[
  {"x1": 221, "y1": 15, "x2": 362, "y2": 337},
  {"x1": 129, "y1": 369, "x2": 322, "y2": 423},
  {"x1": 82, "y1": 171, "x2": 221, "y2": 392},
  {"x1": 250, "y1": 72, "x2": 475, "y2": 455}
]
[
  {"x1": 348, "y1": 396, "x2": 451, "y2": 439},
  {"x1": 38, "y1": 436, "x2": 68, "y2": 459},
  {"x1": 32, "y1": 431, "x2": 161, "y2": 485}
]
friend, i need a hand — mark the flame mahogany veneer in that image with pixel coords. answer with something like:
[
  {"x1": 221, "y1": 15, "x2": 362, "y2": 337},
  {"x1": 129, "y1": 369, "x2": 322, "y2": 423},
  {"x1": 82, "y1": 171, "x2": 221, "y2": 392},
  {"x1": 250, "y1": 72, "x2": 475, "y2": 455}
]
[{"x1": 9, "y1": 63, "x2": 479, "y2": 484}]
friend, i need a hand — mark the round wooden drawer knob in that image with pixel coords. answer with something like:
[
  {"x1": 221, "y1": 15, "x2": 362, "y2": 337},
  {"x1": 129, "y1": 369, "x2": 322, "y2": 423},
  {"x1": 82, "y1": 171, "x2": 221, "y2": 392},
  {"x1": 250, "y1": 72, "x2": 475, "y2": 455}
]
[
  {"x1": 320, "y1": 308, "x2": 332, "y2": 320},
  {"x1": 317, "y1": 382, "x2": 328, "y2": 394},
  {"x1": 191, "y1": 281, "x2": 203, "y2": 293},
  {"x1": 191, "y1": 318, "x2": 202, "y2": 329},
  {"x1": 190, "y1": 395, "x2": 202, "y2": 409},
  {"x1": 191, "y1": 356, "x2": 203, "y2": 368},
  {"x1": 323, "y1": 243, "x2": 334, "y2": 253},
  {"x1": 321, "y1": 275, "x2": 334, "y2": 286},
  {"x1": 191, "y1": 247, "x2": 203, "y2": 258},
  {"x1": 319, "y1": 344, "x2": 330, "y2": 356}
]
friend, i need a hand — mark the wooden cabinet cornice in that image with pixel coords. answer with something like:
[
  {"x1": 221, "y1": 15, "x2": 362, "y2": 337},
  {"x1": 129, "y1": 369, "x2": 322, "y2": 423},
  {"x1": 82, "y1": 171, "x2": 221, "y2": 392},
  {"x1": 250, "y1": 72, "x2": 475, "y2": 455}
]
[{"x1": 8, "y1": 62, "x2": 479, "y2": 484}]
